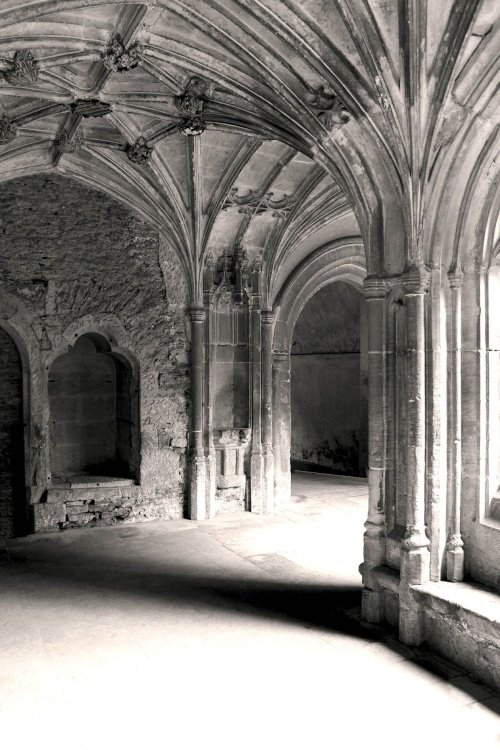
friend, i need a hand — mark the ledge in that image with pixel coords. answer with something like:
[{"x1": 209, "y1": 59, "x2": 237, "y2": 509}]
[
  {"x1": 413, "y1": 580, "x2": 500, "y2": 642},
  {"x1": 51, "y1": 475, "x2": 136, "y2": 490}
]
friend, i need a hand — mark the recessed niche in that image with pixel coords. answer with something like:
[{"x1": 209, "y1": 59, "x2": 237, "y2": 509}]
[{"x1": 48, "y1": 333, "x2": 138, "y2": 483}]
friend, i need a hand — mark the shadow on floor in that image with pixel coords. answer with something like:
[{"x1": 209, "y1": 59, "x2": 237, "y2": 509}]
[{"x1": 1, "y1": 534, "x2": 498, "y2": 714}]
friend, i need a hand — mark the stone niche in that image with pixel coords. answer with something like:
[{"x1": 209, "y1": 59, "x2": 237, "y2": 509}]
[
  {"x1": 48, "y1": 332, "x2": 138, "y2": 482},
  {"x1": 37, "y1": 331, "x2": 141, "y2": 531},
  {"x1": 204, "y1": 247, "x2": 256, "y2": 514}
]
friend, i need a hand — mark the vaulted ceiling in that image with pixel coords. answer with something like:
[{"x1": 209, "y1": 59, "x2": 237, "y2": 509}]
[{"x1": 0, "y1": 1, "x2": 498, "y2": 302}]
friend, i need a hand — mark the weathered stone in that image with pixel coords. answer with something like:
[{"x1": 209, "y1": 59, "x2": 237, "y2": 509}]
[{"x1": 33, "y1": 502, "x2": 66, "y2": 532}]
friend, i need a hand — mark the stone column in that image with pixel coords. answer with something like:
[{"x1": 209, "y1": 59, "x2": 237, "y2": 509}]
[
  {"x1": 250, "y1": 299, "x2": 264, "y2": 513},
  {"x1": 203, "y1": 305, "x2": 216, "y2": 519},
  {"x1": 360, "y1": 276, "x2": 387, "y2": 623},
  {"x1": 399, "y1": 266, "x2": 430, "y2": 644},
  {"x1": 261, "y1": 310, "x2": 275, "y2": 513},
  {"x1": 272, "y1": 351, "x2": 291, "y2": 508},
  {"x1": 188, "y1": 307, "x2": 206, "y2": 520},
  {"x1": 446, "y1": 270, "x2": 464, "y2": 581}
]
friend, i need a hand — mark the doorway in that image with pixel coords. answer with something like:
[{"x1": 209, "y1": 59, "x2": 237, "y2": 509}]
[{"x1": 290, "y1": 281, "x2": 367, "y2": 477}]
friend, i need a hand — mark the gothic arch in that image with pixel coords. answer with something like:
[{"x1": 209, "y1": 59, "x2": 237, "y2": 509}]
[{"x1": 273, "y1": 237, "x2": 365, "y2": 353}]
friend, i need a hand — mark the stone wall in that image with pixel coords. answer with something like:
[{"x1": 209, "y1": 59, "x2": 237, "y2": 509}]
[
  {"x1": 290, "y1": 282, "x2": 368, "y2": 476},
  {"x1": 0, "y1": 173, "x2": 189, "y2": 533}
]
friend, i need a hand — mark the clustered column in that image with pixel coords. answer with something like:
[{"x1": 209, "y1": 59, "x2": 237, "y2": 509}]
[
  {"x1": 261, "y1": 310, "x2": 275, "y2": 513},
  {"x1": 272, "y1": 350, "x2": 291, "y2": 508},
  {"x1": 361, "y1": 276, "x2": 387, "y2": 623},
  {"x1": 189, "y1": 306, "x2": 207, "y2": 520},
  {"x1": 446, "y1": 270, "x2": 464, "y2": 581},
  {"x1": 249, "y1": 297, "x2": 264, "y2": 513},
  {"x1": 399, "y1": 266, "x2": 430, "y2": 643}
]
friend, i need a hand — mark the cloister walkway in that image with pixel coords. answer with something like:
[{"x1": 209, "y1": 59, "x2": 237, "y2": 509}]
[{"x1": 1, "y1": 472, "x2": 499, "y2": 748}]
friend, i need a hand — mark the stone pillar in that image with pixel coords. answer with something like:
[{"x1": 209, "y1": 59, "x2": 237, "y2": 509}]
[
  {"x1": 399, "y1": 266, "x2": 430, "y2": 644},
  {"x1": 250, "y1": 300, "x2": 264, "y2": 512},
  {"x1": 360, "y1": 276, "x2": 387, "y2": 623},
  {"x1": 446, "y1": 270, "x2": 464, "y2": 581},
  {"x1": 261, "y1": 310, "x2": 275, "y2": 513},
  {"x1": 272, "y1": 351, "x2": 291, "y2": 508},
  {"x1": 188, "y1": 307, "x2": 206, "y2": 520},
  {"x1": 203, "y1": 307, "x2": 216, "y2": 519}
]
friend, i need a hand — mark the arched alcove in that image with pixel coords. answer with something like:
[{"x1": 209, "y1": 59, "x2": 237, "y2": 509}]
[
  {"x1": 0, "y1": 326, "x2": 26, "y2": 536},
  {"x1": 290, "y1": 281, "x2": 368, "y2": 477},
  {"x1": 48, "y1": 333, "x2": 138, "y2": 482}
]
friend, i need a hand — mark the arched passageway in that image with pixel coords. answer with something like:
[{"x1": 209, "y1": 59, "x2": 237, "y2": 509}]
[
  {"x1": 0, "y1": 326, "x2": 26, "y2": 536},
  {"x1": 48, "y1": 333, "x2": 138, "y2": 482},
  {"x1": 290, "y1": 281, "x2": 368, "y2": 478}
]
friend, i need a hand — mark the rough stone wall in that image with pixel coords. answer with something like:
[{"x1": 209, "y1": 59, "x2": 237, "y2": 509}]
[
  {"x1": 291, "y1": 282, "x2": 367, "y2": 476},
  {"x1": 0, "y1": 327, "x2": 24, "y2": 536},
  {"x1": 0, "y1": 174, "x2": 189, "y2": 533}
]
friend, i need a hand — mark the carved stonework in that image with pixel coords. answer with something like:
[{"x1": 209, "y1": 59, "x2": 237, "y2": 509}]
[
  {"x1": 0, "y1": 114, "x2": 17, "y2": 144},
  {"x1": 204, "y1": 246, "x2": 256, "y2": 304},
  {"x1": 307, "y1": 86, "x2": 351, "y2": 128},
  {"x1": 69, "y1": 99, "x2": 112, "y2": 118},
  {"x1": 54, "y1": 130, "x2": 84, "y2": 153},
  {"x1": 176, "y1": 77, "x2": 208, "y2": 136},
  {"x1": 3, "y1": 50, "x2": 40, "y2": 85},
  {"x1": 214, "y1": 429, "x2": 250, "y2": 490},
  {"x1": 126, "y1": 136, "x2": 153, "y2": 163},
  {"x1": 223, "y1": 187, "x2": 296, "y2": 219},
  {"x1": 102, "y1": 34, "x2": 143, "y2": 72}
]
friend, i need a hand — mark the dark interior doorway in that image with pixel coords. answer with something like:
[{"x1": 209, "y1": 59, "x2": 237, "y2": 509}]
[{"x1": 290, "y1": 281, "x2": 368, "y2": 477}]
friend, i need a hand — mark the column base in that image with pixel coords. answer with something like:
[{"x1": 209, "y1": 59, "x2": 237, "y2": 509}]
[
  {"x1": 263, "y1": 450, "x2": 274, "y2": 514},
  {"x1": 399, "y1": 597, "x2": 424, "y2": 646},
  {"x1": 189, "y1": 456, "x2": 206, "y2": 520},
  {"x1": 446, "y1": 546, "x2": 464, "y2": 582},
  {"x1": 361, "y1": 587, "x2": 385, "y2": 623},
  {"x1": 363, "y1": 527, "x2": 386, "y2": 574},
  {"x1": 250, "y1": 449, "x2": 264, "y2": 513},
  {"x1": 205, "y1": 451, "x2": 216, "y2": 519},
  {"x1": 400, "y1": 545, "x2": 430, "y2": 586}
]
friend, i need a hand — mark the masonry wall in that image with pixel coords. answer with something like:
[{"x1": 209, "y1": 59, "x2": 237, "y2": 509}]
[
  {"x1": 0, "y1": 173, "x2": 189, "y2": 533},
  {"x1": 291, "y1": 282, "x2": 367, "y2": 476}
]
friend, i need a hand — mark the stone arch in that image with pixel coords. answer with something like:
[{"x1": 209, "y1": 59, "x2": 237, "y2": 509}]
[
  {"x1": 271, "y1": 238, "x2": 366, "y2": 506},
  {"x1": 47, "y1": 323, "x2": 140, "y2": 484},
  {"x1": 273, "y1": 237, "x2": 365, "y2": 353}
]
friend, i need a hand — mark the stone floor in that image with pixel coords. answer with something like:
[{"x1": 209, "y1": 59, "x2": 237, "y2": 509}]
[{"x1": 1, "y1": 471, "x2": 500, "y2": 749}]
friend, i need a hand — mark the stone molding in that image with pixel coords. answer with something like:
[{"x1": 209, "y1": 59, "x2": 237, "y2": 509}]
[
  {"x1": 402, "y1": 265, "x2": 430, "y2": 294},
  {"x1": 363, "y1": 275, "x2": 387, "y2": 299},
  {"x1": 448, "y1": 269, "x2": 464, "y2": 288},
  {"x1": 189, "y1": 307, "x2": 205, "y2": 323}
]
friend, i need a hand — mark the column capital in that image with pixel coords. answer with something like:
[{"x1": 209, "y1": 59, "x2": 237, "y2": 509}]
[
  {"x1": 261, "y1": 309, "x2": 275, "y2": 325},
  {"x1": 448, "y1": 269, "x2": 463, "y2": 289},
  {"x1": 363, "y1": 275, "x2": 387, "y2": 299},
  {"x1": 189, "y1": 307, "x2": 205, "y2": 323},
  {"x1": 402, "y1": 265, "x2": 430, "y2": 294},
  {"x1": 273, "y1": 350, "x2": 290, "y2": 363}
]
